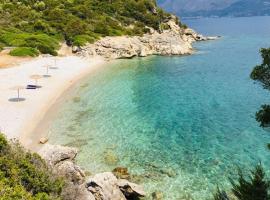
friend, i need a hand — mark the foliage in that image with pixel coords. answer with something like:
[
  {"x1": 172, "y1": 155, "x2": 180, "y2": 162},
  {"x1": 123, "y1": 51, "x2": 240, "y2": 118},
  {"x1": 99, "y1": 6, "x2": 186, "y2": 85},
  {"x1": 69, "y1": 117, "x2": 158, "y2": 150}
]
[
  {"x1": 0, "y1": 31, "x2": 59, "y2": 55},
  {"x1": 255, "y1": 105, "x2": 270, "y2": 127},
  {"x1": 0, "y1": 0, "x2": 176, "y2": 54},
  {"x1": 250, "y1": 48, "x2": 270, "y2": 127},
  {"x1": 0, "y1": 133, "x2": 64, "y2": 199},
  {"x1": 213, "y1": 187, "x2": 230, "y2": 200},
  {"x1": 9, "y1": 47, "x2": 39, "y2": 57},
  {"x1": 214, "y1": 164, "x2": 270, "y2": 200},
  {"x1": 230, "y1": 164, "x2": 269, "y2": 200},
  {"x1": 250, "y1": 48, "x2": 270, "y2": 88}
]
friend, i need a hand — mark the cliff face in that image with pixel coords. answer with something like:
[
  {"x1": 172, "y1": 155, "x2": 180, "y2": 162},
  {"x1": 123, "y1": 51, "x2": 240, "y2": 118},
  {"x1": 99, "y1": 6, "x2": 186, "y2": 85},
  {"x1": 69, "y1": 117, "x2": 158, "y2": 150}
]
[{"x1": 75, "y1": 16, "x2": 216, "y2": 60}]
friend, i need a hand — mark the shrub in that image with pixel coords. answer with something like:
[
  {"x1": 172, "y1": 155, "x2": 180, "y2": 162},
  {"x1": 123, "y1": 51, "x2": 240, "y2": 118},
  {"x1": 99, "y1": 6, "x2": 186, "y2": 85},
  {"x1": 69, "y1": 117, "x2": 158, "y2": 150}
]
[
  {"x1": 9, "y1": 47, "x2": 39, "y2": 57},
  {"x1": 73, "y1": 35, "x2": 96, "y2": 46},
  {"x1": 213, "y1": 187, "x2": 230, "y2": 200},
  {"x1": 230, "y1": 164, "x2": 269, "y2": 200},
  {"x1": 256, "y1": 105, "x2": 270, "y2": 127},
  {"x1": 214, "y1": 164, "x2": 270, "y2": 200},
  {"x1": 0, "y1": 133, "x2": 64, "y2": 199}
]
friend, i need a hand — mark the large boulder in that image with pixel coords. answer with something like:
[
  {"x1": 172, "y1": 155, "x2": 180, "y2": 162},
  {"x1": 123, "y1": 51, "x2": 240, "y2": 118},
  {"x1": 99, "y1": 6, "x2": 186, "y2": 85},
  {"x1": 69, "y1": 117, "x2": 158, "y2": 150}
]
[
  {"x1": 39, "y1": 144, "x2": 77, "y2": 166},
  {"x1": 38, "y1": 144, "x2": 85, "y2": 184},
  {"x1": 117, "y1": 179, "x2": 146, "y2": 199},
  {"x1": 62, "y1": 182, "x2": 95, "y2": 200},
  {"x1": 86, "y1": 172, "x2": 126, "y2": 200}
]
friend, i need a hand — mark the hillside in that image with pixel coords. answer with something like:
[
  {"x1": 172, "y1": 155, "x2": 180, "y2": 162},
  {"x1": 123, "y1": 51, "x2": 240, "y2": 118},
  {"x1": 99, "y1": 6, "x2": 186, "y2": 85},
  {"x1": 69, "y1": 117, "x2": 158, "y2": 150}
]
[
  {"x1": 157, "y1": 0, "x2": 270, "y2": 17},
  {"x1": 0, "y1": 0, "x2": 183, "y2": 56}
]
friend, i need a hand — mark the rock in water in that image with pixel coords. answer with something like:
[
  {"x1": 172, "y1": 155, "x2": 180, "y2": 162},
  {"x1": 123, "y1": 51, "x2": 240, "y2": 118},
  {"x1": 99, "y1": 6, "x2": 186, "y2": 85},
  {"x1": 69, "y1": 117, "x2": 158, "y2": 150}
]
[
  {"x1": 152, "y1": 191, "x2": 163, "y2": 200},
  {"x1": 86, "y1": 172, "x2": 126, "y2": 200},
  {"x1": 112, "y1": 167, "x2": 130, "y2": 179},
  {"x1": 39, "y1": 137, "x2": 48, "y2": 144},
  {"x1": 117, "y1": 179, "x2": 146, "y2": 198}
]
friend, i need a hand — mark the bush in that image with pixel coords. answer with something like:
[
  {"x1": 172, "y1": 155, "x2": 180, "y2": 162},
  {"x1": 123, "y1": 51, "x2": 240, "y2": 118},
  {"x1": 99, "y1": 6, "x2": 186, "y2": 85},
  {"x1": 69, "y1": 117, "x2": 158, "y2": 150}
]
[
  {"x1": 256, "y1": 105, "x2": 270, "y2": 127},
  {"x1": 230, "y1": 164, "x2": 269, "y2": 200},
  {"x1": 73, "y1": 35, "x2": 96, "y2": 46},
  {"x1": 213, "y1": 187, "x2": 230, "y2": 200},
  {"x1": 0, "y1": 31, "x2": 59, "y2": 56},
  {"x1": 214, "y1": 164, "x2": 270, "y2": 200},
  {"x1": 0, "y1": 133, "x2": 64, "y2": 199},
  {"x1": 9, "y1": 47, "x2": 39, "y2": 57}
]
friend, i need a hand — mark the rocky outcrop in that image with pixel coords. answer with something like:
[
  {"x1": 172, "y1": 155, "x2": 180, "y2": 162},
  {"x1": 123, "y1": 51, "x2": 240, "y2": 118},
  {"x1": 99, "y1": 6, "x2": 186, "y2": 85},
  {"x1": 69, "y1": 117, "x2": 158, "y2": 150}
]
[
  {"x1": 117, "y1": 179, "x2": 146, "y2": 199},
  {"x1": 76, "y1": 17, "x2": 218, "y2": 60},
  {"x1": 39, "y1": 144, "x2": 145, "y2": 200},
  {"x1": 86, "y1": 172, "x2": 126, "y2": 200}
]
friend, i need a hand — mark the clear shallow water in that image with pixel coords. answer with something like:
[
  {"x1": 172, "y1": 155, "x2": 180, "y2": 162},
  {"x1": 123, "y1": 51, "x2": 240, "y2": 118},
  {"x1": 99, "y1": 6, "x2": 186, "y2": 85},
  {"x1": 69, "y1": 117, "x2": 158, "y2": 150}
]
[{"x1": 49, "y1": 17, "x2": 270, "y2": 199}]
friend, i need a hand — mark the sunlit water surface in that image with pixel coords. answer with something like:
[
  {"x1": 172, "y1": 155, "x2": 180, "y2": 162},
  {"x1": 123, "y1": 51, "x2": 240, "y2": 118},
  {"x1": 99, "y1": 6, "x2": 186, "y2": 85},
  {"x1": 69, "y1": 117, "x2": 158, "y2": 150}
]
[{"x1": 48, "y1": 17, "x2": 270, "y2": 199}]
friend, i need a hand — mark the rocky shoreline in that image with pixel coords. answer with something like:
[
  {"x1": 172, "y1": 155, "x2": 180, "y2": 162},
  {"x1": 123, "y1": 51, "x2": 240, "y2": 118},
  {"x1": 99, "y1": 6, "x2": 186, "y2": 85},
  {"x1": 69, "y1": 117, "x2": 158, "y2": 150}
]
[
  {"x1": 74, "y1": 17, "x2": 218, "y2": 60},
  {"x1": 39, "y1": 144, "x2": 145, "y2": 200}
]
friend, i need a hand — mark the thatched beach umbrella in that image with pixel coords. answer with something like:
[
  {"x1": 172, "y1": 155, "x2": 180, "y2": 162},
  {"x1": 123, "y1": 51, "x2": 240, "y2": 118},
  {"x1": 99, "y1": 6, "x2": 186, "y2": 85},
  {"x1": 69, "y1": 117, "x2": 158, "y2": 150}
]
[
  {"x1": 43, "y1": 64, "x2": 51, "y2": 77},
  {"x1": 50, "y1": 58, "x2": 58, "y2": 70},
  {"x1": 10, "y1": 85, "x2": 25, "y2": 102},
  {"x1": 30, "y1": 74, "x2": 42, "y2": 88}
]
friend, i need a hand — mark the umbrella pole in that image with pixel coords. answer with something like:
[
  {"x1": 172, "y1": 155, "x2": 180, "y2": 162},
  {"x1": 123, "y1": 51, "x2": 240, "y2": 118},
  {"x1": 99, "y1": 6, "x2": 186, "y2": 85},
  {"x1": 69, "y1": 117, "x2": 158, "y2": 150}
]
[
  {"x1": 35, "y1": 79, "x2": 38, "y2": 87},
  {"x1": 17, "y1": 89, "x2": 20, "y2": 101}
]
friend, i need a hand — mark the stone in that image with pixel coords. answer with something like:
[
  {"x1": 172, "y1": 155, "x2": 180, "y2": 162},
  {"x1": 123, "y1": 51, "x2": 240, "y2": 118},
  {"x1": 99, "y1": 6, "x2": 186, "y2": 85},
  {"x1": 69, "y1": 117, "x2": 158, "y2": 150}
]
[
  {"x1": 62, "y1": 182, "x2": 95, "y2": 200},
  {"x1": 56, "y1": 160, "x2": 85, "y2": 184},
  {"x1": 152, "y1": 191, "x2": 163, "y2": 200},
  {"x1": 38, "y1": 144, "x2": 78, "y2": 166},
  {"x1": 104, "y1": 150, "x2": 119, "y2": 165},
  {"x1": 159, "y1": 168, "x2": 177, "y2": 178},
  {"x1": 117, "y1": 179, "x2": 146, "y2": 198},
  {"x1": 86, "y1": 172, "x2": 126, "y2": 200},
  {"x1": 112, "y1": 167, "x2": 130, "y2": 179},
  {"x1": 39, "y1": 137, "x2": 48, "y2": 144}
]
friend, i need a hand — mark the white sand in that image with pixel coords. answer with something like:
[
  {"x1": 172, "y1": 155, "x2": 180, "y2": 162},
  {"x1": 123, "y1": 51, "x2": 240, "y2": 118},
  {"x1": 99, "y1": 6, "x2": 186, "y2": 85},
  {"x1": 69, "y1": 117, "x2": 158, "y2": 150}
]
[{"x1": 0, "y1": 55, "x2": 105, "y2": 144}]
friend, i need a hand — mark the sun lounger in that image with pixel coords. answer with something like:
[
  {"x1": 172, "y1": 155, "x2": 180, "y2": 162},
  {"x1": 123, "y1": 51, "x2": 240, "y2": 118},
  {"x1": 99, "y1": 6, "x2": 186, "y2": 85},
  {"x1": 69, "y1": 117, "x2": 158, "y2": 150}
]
[{"x1": 26, "y1": 85, "x2": 37, "y2": 89}]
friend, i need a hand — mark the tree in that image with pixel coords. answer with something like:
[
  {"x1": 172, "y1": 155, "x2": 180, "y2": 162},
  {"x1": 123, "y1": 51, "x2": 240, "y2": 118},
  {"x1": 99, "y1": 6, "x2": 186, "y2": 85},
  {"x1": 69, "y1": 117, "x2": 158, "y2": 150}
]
[
  {"x1": 214, "y1": 164, "x2": 270, "y2": 200},
  {"x1": 250, "y1": 48, "x2": 270, "y2": 127}
]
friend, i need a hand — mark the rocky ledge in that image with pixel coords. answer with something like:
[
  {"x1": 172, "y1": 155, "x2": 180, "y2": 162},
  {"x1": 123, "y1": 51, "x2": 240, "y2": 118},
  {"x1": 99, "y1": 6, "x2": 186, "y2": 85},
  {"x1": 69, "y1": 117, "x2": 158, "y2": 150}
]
[
  {"x1": 39, "y1": 144, "x2": 145, "y2": 200},
  {"x1": 74, "y1": 16, "x2": 218, "y2": 60}
]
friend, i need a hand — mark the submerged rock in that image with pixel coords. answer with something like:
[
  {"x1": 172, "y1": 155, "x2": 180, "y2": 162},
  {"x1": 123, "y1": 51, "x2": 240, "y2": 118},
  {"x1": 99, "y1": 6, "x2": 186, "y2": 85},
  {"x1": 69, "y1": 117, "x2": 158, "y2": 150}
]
[
  {"x1": 104, "y1": 150, "x2": 119, "y2": 165},
  {"x1": 152, "y1": 191, "x2": 163, "y2": 200},
  {"x1": 112, "y1": 167, "x2": 130, "y2": 180}
]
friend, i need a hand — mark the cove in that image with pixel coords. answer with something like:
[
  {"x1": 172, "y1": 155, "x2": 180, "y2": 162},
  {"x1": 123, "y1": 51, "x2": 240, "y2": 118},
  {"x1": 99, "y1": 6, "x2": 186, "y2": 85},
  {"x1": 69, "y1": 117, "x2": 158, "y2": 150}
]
[{"x1": 48, "y1": 17, "x2": 270, "y2": 199}]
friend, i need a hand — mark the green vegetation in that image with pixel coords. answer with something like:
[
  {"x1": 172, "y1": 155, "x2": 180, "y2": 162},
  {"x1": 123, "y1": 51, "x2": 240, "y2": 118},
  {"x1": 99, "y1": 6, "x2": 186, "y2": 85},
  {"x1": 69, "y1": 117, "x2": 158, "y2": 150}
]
[
  {"x1": 0, "y1": 0, "x2": 175, "y2": 55},
  {"x1": 256, "y1": 105, "x2": 270, "y2": 127},
  {"x1": 251, "y1": 48, "x2": 270, "y2": 127},
  {"x1": 250, "y1": 48, "x2": 270, "y2": 87},
  {"x1": 0, "y1": 133, "x2": 64, "y2": 199},
  {"x1": 9, "y1": 47, "x2": 39, "y2": 57},
  {"x1": 214, "y1": 164, "x2": 270, "y2": 200}
]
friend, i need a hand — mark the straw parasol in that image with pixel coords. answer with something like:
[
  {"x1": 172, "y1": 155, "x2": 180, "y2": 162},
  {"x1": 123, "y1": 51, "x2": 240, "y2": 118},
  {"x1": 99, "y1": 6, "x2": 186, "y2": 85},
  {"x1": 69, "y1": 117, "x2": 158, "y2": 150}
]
[
  {"x1": 43, "y1": 64, "x2": 52, "y2": 77},
  {"x1": 30, "y1": 74, "x2": 42, "y2": 88},
  {"x1": 50, "y1": 58, "x2": 58, "y2": 69},
  {"x1": 10, "y1": 85, "x2": 25, "y2": 102}
]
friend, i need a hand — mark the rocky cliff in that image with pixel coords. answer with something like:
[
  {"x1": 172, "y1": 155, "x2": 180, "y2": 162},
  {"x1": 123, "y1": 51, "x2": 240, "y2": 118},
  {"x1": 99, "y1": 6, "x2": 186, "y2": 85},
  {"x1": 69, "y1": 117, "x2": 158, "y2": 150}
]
[{"x1": 75, "y1": 16, "x2": 217, "y2": 60}]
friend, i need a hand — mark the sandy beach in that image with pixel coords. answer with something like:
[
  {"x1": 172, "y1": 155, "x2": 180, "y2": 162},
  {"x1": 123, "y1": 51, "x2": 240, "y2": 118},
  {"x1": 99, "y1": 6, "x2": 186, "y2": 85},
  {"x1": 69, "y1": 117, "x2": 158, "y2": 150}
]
[{"x1": 0, "y1": 55, "x2": 106, "y2": 146}]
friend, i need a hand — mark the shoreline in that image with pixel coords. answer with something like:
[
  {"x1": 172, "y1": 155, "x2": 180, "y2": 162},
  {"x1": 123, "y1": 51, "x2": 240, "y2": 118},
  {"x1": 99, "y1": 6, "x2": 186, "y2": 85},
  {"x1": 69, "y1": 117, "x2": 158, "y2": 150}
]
[{"x1": 0, "y1": 55, "x2": 107, "y2": 148}]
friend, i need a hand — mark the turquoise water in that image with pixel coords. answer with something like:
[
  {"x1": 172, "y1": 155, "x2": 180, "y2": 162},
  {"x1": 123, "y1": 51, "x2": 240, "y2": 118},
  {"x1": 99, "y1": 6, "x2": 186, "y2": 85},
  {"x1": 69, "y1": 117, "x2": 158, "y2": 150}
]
[{"x1": 49, "y1": 17, "x2": 270, "y2": 199}]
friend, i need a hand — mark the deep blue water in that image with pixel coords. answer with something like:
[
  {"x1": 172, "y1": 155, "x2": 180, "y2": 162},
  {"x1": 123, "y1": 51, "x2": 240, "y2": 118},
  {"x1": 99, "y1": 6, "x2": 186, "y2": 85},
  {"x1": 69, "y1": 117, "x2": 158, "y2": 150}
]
[{"x1": 49, "y1": 17, "x2": 270, "y2": 199}]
